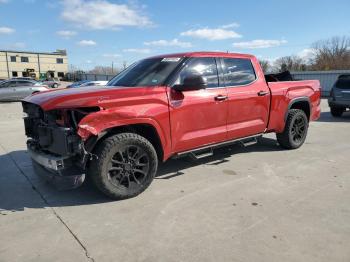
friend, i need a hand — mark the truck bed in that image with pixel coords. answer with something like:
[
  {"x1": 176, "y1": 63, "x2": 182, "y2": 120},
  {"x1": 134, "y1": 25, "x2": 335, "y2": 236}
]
[{"x1": 266, "y1": 79, "x2": 321, "y2": 133}]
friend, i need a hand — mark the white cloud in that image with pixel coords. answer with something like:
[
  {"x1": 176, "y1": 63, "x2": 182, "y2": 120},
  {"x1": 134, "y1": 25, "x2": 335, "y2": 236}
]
[
  {"x1": 77, "y1": 40, "x2": 97, "y2": 46},
  {"x1": 180, "y1": 27, "x2": 241, "y2": 40},
  {"x1": 221, "y1": 22, "x2": 240, "y2": 29},
  {"x1": 232, "y1": 39, "x2": 287, "y2": 49},
  {"x1": 0, "y1": 26, "x2": 15, "y2": 34},
  {"x1": 123, "y1": 48, "x2": 151, "y2": 54},
  {"x1": 10, "y1": 42, "x2": 26, "y2": 49},
  {"x1": 298, "y1": 48, "x2": 315, "y2": 60},
  {"x1": 56, "y1": 30, "x2": 77, "y2": 38},
  {"x1": 61, "y1": 0, "x2": 152, "y2": 30},
  {"x1": 102, "y1": 54, "x2": 121, "y2": 58},
  {"x1": 144, "y1": 38, "x2": 192, "y2": 48}
]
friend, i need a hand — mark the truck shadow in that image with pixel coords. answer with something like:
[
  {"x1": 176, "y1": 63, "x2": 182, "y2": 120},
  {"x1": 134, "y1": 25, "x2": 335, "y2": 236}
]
[
  {"x1": 317, "y1": 111, "x2": 350, "y2": 122},
  {"x1": 0, "y1": 137, "x2": 282, "y2": 212}
]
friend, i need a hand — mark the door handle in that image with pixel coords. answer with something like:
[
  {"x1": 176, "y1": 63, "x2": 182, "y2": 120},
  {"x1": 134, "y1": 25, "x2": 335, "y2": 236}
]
[
  {"x1": 257, "y1": 91, "x2": 269, "y2": 96},
  {"x1": 214, "y1": 95, "x2": 228, "y2": 101}
]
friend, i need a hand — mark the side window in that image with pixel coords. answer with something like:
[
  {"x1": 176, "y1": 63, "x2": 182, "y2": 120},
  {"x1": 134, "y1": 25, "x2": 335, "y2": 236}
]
[
  {"x1": 8, "y1": 81, "x2": 17, "y2": 87},
  {"x1": 16, "y1": 81, "x2": 34, "y2": 87},
  {"x1": 175, "y1": 57, "x2": 219, "y2": 88},
  {"x1": 0, "y1": 82, "x2": 10, "y2": 88},
  {"x1": 21, "y1": 57, "x2": 29, "y2": 63},
  {"x1": 222, "y1": 58, "x2": 256, "y2": 86}
]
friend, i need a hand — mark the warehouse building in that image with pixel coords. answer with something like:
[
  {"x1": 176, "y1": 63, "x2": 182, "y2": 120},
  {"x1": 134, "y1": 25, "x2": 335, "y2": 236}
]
[{"x1": 0, "y1": 49, "x2": 68, "y2": 80}]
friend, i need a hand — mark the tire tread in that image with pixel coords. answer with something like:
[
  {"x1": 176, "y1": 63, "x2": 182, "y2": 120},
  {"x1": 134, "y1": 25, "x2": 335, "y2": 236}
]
[
  {"x1": 277, "y1": 109, "x2": 308, "y2": 150},
  {"x1": 89, "y1": 133, "x2": 158, "y2": 200}
]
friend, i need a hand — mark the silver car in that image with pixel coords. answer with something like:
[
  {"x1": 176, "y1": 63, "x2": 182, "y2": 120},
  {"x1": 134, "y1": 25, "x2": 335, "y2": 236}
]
[{"x1": 0, "y1": 79, "x2": 49, "y2": 101}]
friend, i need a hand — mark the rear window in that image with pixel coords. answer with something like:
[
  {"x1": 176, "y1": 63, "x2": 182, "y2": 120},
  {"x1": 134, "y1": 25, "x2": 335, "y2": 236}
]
[
  {"x1": 222, "y1": 58, "x2": 256, "y2": 86},
  {"x1": 335, "y1": 75, "x2": 350, "y2": 89}
]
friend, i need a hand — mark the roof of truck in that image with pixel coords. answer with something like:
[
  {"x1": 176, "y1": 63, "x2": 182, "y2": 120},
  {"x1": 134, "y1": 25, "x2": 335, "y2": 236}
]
[{"x1": 150, "y1": 51, "x2": 256, "y2": 59}]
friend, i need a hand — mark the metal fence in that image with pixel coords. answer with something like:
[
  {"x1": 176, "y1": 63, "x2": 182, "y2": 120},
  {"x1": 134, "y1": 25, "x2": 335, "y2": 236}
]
[
  {"x1": 65, "y1": 73, "x2": 115, "y2": 82},
  {"x1": 67, "y1": 70, "x2": 350, "y2": 97},
  {"x1": 291, "y1": 70, "x2": 350, "y2": 97}
]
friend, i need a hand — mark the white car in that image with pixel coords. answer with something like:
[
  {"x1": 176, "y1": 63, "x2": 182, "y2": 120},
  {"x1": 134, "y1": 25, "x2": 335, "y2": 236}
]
[{"x1": 79, "y1": 81, "x2": 108, "y2": 87}]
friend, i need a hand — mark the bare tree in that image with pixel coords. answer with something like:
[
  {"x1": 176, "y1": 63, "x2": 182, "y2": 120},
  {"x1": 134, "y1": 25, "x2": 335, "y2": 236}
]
[
  {"x1": 88, "y1": 66, "x2": 120, "y2": 75},
  {"x1": 273, "y1": 55, "x2": 307, "y2": 72},
  {"x1": 311, "y1": 36, "x2": 350, "y2": 70},
  {"x1": 259, "y1": 59, "x2": 271, "y2": 73}
]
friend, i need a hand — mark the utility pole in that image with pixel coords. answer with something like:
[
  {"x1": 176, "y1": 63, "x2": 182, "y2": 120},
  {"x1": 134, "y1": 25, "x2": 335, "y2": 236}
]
[
  {"x1": 37, "y1": 53, "x2": 41, "y2": 79},
  {"x1": 111, "y1": 61, "x2": 114, "y2": 74},
  {"x1": 5, "y1": 51, "x2": 10, "y2": 78}
]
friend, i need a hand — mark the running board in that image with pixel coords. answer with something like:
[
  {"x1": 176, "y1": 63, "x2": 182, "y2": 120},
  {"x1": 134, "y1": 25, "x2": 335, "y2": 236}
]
[
  {"x1": 173, "y1": 133, "x2": 263, "y2": 159},
  {"x1": 190, "y1": 148, "x2": 214, "y2": 160},
  {"x1": 240, "y1": 137, "x2": 258, "y2": 147}
]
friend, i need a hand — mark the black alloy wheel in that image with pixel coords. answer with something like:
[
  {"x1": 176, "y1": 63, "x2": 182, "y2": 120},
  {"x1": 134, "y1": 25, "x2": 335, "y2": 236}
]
[{"x1": 107, "y1": 145, "x2": 150, "y2": 189}]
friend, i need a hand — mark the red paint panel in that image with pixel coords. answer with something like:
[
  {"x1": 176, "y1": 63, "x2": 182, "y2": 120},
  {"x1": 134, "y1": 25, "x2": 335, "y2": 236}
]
[
  {"x1": 225, "y1": 58, "x2": 270, "y2": 139},
  {"x1": 167, "y1": 87, "x2": 228, "y2": 153},
  {"x1": 267, "y1": 80, "x2": 321, "y2": 133}
]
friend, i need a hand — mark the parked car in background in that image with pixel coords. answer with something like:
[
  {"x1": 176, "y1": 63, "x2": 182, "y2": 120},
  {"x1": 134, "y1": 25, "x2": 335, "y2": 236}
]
[
  {"x1": 328, "y1": 74, "x2": 350, "y2": 117},
  {"x1": 66, "y1": 80, "x2": 90, "y2": 88},
  {"x1": 79, "y1": 81, "x2": 108, "y2": 87},
  {"x1": 67, "y1": 80, "x2": 107, "y2": 88},
  {"x1": 41, "y1": 79, "x2": 60, "y2": 88},
  {"x1": 11, "y1": 77, "x2": 60, "y2": 88},
  {"x1": 0, "y1": 79, "x2": 49, "y2": 101}
]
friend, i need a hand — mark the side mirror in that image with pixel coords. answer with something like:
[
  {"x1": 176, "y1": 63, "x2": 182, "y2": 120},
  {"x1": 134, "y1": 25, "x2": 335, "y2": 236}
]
[{"x1": 173, "y1": 74, "x2": 207, "y2": 91}]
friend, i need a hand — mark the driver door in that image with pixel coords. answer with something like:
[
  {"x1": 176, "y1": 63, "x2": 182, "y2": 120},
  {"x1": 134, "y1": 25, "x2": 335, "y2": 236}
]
[{"x1": 168, "y1": 57, "x2": 228, "y2": 153}]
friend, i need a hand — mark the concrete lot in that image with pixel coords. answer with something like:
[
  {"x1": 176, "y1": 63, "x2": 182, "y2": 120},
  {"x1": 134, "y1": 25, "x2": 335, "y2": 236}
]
[{"x1": 0, "y1": 100, "x2": 349, "y2": 262}]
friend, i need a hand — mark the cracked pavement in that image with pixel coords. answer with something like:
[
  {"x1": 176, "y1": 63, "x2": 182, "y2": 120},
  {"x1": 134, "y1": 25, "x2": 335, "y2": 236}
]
[{"x1": 0, "y1": 100, "x2": 350, "y2": 262}]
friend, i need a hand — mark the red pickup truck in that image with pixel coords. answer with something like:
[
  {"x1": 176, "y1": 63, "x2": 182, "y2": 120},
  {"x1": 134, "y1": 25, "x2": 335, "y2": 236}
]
[{"x1": 22, "y1": 52, "x2": 321, "y2": 199}]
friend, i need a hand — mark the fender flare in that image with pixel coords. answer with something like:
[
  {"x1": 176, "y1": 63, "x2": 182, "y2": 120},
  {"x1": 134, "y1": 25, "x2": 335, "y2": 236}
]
[
  {"x1": 284, "y1": 96, "x2": 311, "y2": 122},
  {"x1": 78, "y1": 117, "x2": 170, "y2": 158}
]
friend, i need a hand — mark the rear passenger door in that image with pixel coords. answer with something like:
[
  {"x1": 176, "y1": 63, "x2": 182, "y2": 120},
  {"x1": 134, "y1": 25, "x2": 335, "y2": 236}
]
[{"x1": 221, "y1": 57, "x2": 270, "y2": 139}]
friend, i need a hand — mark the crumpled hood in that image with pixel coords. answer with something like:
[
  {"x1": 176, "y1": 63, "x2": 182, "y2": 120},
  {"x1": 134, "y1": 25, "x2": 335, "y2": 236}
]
[{"x1": 23, "y1": 85, "x2": 156, "y2": 111}]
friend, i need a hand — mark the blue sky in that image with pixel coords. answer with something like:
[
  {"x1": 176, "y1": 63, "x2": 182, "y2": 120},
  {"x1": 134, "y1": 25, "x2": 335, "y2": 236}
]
[{"x1": 0, "y1": 0, "x2": 349, "y2": 70}]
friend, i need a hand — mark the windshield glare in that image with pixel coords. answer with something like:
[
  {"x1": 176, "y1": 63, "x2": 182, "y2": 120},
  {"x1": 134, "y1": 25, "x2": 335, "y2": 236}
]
[{"x1": 107, "y1": 57, "x2": 182, "y2": 87}]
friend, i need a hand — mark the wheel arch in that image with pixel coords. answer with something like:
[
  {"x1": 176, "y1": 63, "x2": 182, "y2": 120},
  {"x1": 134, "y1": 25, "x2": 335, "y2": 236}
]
[
  {"x1": 286, "y1": 97, "x2": 311, "y2": 121},
  {"x1": 84, "y1": 123, "x2": 165, "y2": 164}
]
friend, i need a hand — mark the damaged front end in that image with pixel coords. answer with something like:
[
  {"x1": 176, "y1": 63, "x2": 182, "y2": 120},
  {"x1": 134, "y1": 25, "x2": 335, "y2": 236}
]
[{"x1": 22, "y1": 101, "x2": 98, "y2": 190}]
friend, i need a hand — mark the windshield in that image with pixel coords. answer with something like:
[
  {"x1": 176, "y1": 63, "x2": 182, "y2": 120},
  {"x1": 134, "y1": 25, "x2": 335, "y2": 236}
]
[
  {"x1": 107, "y1": 57, "x2": 183, "y2": 87},
  {"x1": 335, "y1": 75, "x2": 350, "y2": 89}
]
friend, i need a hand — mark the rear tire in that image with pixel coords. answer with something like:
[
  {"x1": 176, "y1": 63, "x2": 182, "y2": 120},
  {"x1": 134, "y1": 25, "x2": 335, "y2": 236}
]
[
  {"x1": 89, "y1": 133, "x2": 158, "y2": 200},
  {"x1": 330, "y1": 107, "x2": 344, "y2": 117},
  {"x1": 277, "y1": 109, "x2": 309, "y2": 149}
]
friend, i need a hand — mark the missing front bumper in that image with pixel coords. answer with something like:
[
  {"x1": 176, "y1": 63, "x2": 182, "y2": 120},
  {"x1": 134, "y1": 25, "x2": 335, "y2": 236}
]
[{"x1": 28, "y1": 145, "x2": 85, "y2": 190}]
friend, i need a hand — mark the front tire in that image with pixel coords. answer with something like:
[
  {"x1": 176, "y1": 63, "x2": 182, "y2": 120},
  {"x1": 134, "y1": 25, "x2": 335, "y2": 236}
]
[
  {"x1": 330, "y1": 107, "x2": 344, "y2": 117},
  {"x1": 89, "y1": 133, "x2": 158, "y2": 200},
  {"x1": 277, "y1": 109, "x2": 309, "y2": 149}
]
